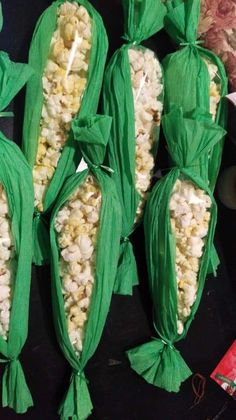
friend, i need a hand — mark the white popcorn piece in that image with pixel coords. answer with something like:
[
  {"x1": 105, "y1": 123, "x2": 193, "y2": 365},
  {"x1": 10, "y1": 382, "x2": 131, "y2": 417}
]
[
  {"x1": 75, "y1": 235, "x2": 93, "y2": 260},
  {"x1": 33, "y1": 2, "x2": 92, "y2": 211},
  {"x1": 177, "y1": 320, "x2": 184, "y2": 335},
  {"x1": 0, "y1": 285, "x2": 10, "y2": 302},
  {"x1": 55, "y1": 175, "x2": 101, "y2": 356},
  {"x1": 61, "y1": 244, "x2": 82, "y2": 262},
  {"x1": 128, "y1": 47, "x2": 163, "y2": 224},
  {"x1": 0, "y1": 184, "x2": 15, "y2": 341},
  {"x1": 0, "y1": 269, "x2": 11, "y2": 286},
  {"x1": 170, "y1": 179, "x2": 211, "y2": 334}
]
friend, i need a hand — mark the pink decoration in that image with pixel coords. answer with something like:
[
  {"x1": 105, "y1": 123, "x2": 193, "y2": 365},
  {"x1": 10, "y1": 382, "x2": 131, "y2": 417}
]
[{"x1": 199, "y1": 0, "x2": 236, "y2": 91}]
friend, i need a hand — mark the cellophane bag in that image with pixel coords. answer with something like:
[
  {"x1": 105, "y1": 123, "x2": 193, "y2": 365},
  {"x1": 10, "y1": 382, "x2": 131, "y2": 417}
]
[
  {"x1": 0, "y1": 6, "x2": 34, "y2": 413},
  {"x1": 127, "y1": 107, "x2": 226, "y2": 393},
  {"x1": 199, "y1": 0, "x2": 236, "y2": 92},
  {"x1": 102, "y1": 0, "x2": 166, "y2": 295},
  {"x1": 162, "y1": 0, "x2": 228, "y2": 192},
  {"x1": 23, "y1": 0, "x2": 108, "y2": 265},
  {"x1": 50, "y1": 115, "x2": 122, "y2": 420}
]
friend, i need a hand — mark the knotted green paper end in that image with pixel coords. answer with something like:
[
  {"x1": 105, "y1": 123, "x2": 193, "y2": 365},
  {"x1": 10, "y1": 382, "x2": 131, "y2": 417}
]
[
  {"x1": 72, "y1": 115, "x2": 112, "y2": 168},
  {"x1": 114, "y1": 238, "x2": 139, "y2": 295},
  {"x1": 127, "y1": 338, "x2": 192, "y2": 393},
  {"x1": 122, "y1": 0, "x2": 166, "y2": 44},
  {"x1": 32, "y1": 212, "x2": 50, "y2": 265},
  {"x1": 0, "y1": 51, "x2": 33, "y2": 113},
  {"x1": 59, "y1": 371, "x2": 93, "y2": 420},
  {"x1": 2, "y1": 359, "x2": 33, "y2": 413}
]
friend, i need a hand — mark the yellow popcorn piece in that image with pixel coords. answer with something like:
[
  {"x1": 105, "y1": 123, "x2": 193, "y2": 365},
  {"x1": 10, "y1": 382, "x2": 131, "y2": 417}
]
[
  {"x1": 63, "y1": 22, "x2": 76, "y2": 43},
  {"x1": 36, "y1": 142, "x2": 47, "y2": 164},
  {"x1": 80, "y1": 40, "x2": 91, "y2": 51},
  {"x1": 204, "y1": 211, "x2": 211, "y2": 222},
  {"x1": 178, "y1": 280, "x2": 185, "y2": 289}
]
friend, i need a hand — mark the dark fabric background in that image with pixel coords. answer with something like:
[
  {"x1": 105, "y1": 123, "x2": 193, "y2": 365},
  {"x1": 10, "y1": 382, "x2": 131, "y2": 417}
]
[{"x1": 0, "y1": 1, "x2": 236, "y2": 419}]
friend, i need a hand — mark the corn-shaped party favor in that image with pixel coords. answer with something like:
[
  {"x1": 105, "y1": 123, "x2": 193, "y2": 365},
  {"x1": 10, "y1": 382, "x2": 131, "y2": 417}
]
[
  {"x1": 50, "y1": 116, "x2": 122, "y2": 420},
  {"x1": 128, "y1": 47, "x2": 163, "y2": 222},
  {"x1": 127, "y1": 107, "x2": 226, "y2": 393},
  {"x1": 23, "y1": 0, "x2": 108, "y2": 265},
  {"x1": 103, "y1": 0, "x2": 166, "y2": 295},
  {"x1": 55, "y1": 175, "x2": 101, "y2": 354},
  {"x1": 0, "y1": 44, "x2": 34, "y2": 413},
  {"x1": 163, "y1": 0, "x2": 227, "y2": 191}
]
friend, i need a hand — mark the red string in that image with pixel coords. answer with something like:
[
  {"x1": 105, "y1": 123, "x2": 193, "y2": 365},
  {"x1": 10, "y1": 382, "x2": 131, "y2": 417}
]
[{"x1": 192, "y1": 373, "x2": 206, "y2": 405}]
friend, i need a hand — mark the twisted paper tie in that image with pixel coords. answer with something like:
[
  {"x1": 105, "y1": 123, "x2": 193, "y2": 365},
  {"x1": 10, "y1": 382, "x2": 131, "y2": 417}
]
[
  {"x1": 180, "y1": 40, "x2": 204, "y2": 47},
  {"x1": 89, "y1": 163, "x2": 114, "y2": 174}
]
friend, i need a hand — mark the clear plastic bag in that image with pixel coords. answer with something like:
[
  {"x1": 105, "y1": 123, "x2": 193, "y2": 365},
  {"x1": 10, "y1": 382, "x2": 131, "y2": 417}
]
[
  {"x1": 55, "y1": 174, "x2": 102, "y2": 355},
  {"x1": 33, "y1": 1, "x2": 92, "y2": 212},
  {"x1": 102, "y1": 0, "x2": 166, "y2": 294},
  {"x1": 169, "y1": 177, "x2": 212, "y2": 335},
  {"x1": 0, "y1": 184, "x2": 16, "y2": 341},
  {"x1": 200, "y1": 53, "x2": 222, "y2": 121},
  {"x1": 128, "y1": 46, "x2": 163, "y2": 223}
]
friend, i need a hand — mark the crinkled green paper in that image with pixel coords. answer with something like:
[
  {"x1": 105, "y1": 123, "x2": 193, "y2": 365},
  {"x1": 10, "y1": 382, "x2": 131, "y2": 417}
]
[
  {"x1": 102, "y1": 0, "x2": 166, "y2": 295},
  {"x1": 127, "y1": 108, "x2": 226, "y2": 392},
  {"x1": 0, "y1": 10, "x2": 34, "y2": 411},
  {"x1": 162, "y1": 0, "x2": 228, "y2": 192},
  {"x1": 0, "y1": 131, "x2": 34, "y2": 413},
  {"x1": 0, "y1": 52, "x2": 33, "y2": 113},
  {"x1": 50, "y1": 116, "x2": 122, "y2": 420},
  {"x1": 23, "y1": 0, "x2": 108, "y2": 266}
]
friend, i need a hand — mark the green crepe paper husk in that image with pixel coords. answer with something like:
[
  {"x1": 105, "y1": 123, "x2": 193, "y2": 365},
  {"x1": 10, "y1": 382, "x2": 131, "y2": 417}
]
[
  {"x1": 50, "y1": 115, "x2": 122, "y2": 420},
  {"x1": 127, "y1": 107, "x2": 226, "y2": 392},
  {"x1": 0, "y1": 52, "x2": 33, "y2": 113},
  {"x1": 162, "y1": 0, "x2": 228, "y2": 276},
  {"x1": 23, "y1": 0, "x2": 108, "y2": 266},
  {"x1": 127, "y1": 339, "x2": 192, "y2": 393},
  {"x1": 162, "y1": 0, "x2": 228, "y2": 192},
  {"x1": 0, "y1": 133, "x2": 34, "y2": 413},
  {"x1": 0, "y1": 11, "x2": 34, "y2": 411},
  {"x1": 102, "y1": 0, "x2": 166, "y2": 296}
]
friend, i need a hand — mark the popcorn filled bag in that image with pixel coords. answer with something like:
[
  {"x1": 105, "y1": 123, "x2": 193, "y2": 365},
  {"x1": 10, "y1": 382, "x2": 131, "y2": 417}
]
[
  {"x1": 0, "y1": 8, "x2": 34, "y2": 412},
  {"x1": 50, "y1": 115, "x2": 122, "y2": 420},
  {"x1": 23, "y1": 0, "x2": 108, "y2": 266},
  {"x1": 102, "y1": 0, "x2": 166, "y2": 295},
  {"x1": 162, "y1": 0, "x2": 228, "y2": 192},
  {"x1": 127, "y1": 108, "x2": 226, "y2": 393}
]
